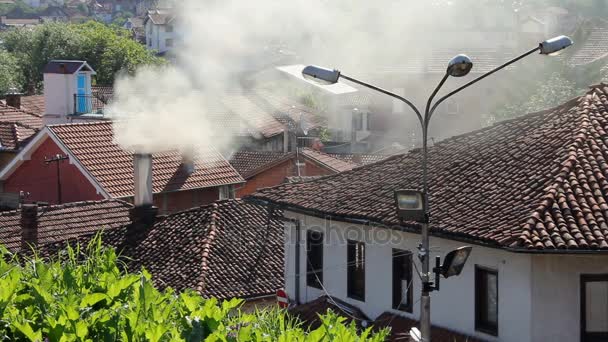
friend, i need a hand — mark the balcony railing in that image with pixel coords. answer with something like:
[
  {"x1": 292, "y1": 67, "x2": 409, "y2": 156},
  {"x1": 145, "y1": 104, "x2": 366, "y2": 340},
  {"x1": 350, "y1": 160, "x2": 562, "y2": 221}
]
[{"x1": 73, "y1": 94, "x2": 107, "y2": 115}]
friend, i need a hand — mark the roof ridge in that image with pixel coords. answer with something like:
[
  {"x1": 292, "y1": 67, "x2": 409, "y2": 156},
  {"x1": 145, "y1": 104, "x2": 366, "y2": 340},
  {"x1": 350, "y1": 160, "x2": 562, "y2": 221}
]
[
  {"x1": 514, "y1": 85, "x2": 607, "y2": 249},
  {"x1": 198, "y1": 202, "x2": 221, "y2": 293},
  {"x1": 48, "y1": 120, "x2": 112, "y2": 128}
]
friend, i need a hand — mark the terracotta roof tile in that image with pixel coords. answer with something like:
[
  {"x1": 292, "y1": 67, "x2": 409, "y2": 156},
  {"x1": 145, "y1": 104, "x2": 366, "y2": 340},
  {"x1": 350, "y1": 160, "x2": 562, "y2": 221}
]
[
  {"x1": 35, "y1": 200, "x2": 284, "y2": 299},
  {"x1": 0, "y1": 200, "x2": 132, "y2": 252},
  {"x1": 221, "y1": 94, "x2": 286, "y2": 138},
  {"x1": 569, "y1": 27, "x2": 608, "y2": 66},
  {"x1": 327, "y1": 153, "x2": 389, "y2": 166},
  {"x1": 301, "y1": 148, "x2": 356, "y2": 173},
  {"x1": 0, "y1": 122, "x2": 36, "y2": 151},
  {"x1": 1, "y1": 95, "x2": 46, "y2": 116},
  {"x1": 229, "y1": 150, "x2": 293, "y2": 178},
  {"x1": 0, "y1": 102, "x2": 43, "y2": 129},
  {"x1": 253, "y1": 84, "x2": 608, "y2": 251},
  {"x1": 48, "y1": 121, "x2": 244, "y2": 198}
]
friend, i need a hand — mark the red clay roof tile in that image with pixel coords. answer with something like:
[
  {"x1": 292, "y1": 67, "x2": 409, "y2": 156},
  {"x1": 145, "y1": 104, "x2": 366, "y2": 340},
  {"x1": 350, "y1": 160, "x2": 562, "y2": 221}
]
[
  {"x1": 252, "y1": 84, "x2": 608, "y2": 252},
  {"x1": 48, "y1": 121, "x2": 244, "y2": 198}
]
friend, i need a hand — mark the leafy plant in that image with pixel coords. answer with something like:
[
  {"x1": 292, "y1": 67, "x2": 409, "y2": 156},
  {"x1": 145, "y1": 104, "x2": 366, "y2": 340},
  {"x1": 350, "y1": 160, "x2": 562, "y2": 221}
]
[{"x1": 0, "y1": 235, "x2": 388, "y2": 341}]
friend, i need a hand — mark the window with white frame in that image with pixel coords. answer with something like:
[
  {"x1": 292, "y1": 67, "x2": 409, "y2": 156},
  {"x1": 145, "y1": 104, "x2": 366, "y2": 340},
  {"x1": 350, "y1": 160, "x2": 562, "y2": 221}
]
[{"x1": 219, "y1": 185, "x2": 235, "y2": 200}]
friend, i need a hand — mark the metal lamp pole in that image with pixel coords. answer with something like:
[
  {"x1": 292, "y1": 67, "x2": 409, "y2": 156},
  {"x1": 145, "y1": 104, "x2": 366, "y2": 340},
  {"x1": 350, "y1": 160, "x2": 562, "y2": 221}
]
[{"x1": 300, "y1": 35, "x2": 573, "y2": 342}]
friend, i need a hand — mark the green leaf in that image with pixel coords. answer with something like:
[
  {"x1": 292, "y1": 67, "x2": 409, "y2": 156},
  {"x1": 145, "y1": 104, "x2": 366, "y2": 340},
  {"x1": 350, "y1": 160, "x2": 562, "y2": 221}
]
[
  {"x1": 12, "y1": 321, "x2": 42, "y2": 341},
  {"x1": 80, "y1": 292, "x2": 108, "y2": 308}
]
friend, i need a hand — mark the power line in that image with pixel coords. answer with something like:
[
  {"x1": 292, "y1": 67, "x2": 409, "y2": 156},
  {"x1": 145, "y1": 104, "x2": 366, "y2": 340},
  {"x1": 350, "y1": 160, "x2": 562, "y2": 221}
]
[{"x1": 44, "y1": 154, "x2": 68, "y2": 204}]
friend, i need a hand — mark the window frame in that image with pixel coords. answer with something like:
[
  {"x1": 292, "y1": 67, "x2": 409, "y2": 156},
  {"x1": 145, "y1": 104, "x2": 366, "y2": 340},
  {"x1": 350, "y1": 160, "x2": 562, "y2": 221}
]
[
  {"x1": 580, "y1": 274, "x2": 608, "y2": 342},
  {"x1": 475, "y1": 265, "x2": 498, "y2": 336},
  {"x1": 392, "y1": 248, "x2": 413, "y2": 312},
  {"x1": 306, "y1": 230, "x2": 324, "y2": 289},
  {"x1": 347, "y1": 240, "x2": 365, "y2": 301}
]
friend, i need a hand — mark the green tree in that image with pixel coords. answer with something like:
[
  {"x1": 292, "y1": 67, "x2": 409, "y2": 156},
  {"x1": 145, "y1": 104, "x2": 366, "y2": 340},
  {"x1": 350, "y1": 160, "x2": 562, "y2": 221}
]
[
  {"x1": 1, "y1": 21, "x2": 164, "y2": 93},
  {"x1": 0, "y1": 50, "x2": 24, "y2": 94}
]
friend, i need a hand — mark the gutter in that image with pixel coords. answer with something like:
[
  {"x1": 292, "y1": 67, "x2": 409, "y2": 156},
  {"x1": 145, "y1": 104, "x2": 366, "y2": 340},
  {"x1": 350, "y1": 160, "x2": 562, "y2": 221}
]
[{"x1": 245, "y1": 197, "x2": 608, "y2": 256}]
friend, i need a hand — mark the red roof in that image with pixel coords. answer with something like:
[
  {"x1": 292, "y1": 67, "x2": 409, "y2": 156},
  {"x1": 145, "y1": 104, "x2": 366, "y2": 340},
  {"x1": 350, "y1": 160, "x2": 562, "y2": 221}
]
[
  {"x1": 569, "y1": 26, "x2": 608, "y2": 66},
  {"x1": 327, "y1": 153, "x2": 390, "y2": 166},
  {"x1": 47, "y1": 121, "x2": 244, "y2": 198},
  {"x1": 0, "y1": 102, "x2": 43, "y2": 129},
  {"x1": 253, "y1": 84, "x2": 608, "y2": 252},
  {"x1": 1, "y1": 95, "x2": 45, "y2": 116},
  {"x1": 229, "y1": 150, "x2": 293, "y2": 178},
  {"x1": 0, "y1": 121, "x2": 36, "y2": 151},
  {"x1": 300, "y1": 148, "x2": 356, "y2": 173},
  {"x1": 0, "y1": 200, "x2": 132, "y2": 252},
  {"x1": 35, "y1": 199, "x2": 284, "y2": 299}
]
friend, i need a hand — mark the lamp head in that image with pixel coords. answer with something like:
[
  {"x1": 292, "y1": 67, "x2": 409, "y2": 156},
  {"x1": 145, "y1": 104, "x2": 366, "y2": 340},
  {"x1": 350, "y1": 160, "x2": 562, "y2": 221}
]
[
  {"x1": 447, "y1": 54, "x2": 473, "y2": 77},
  {"x1": 302, "y1": 65, "x2": 341, "y2": 85},
  {"x1": 440, "y1": 246, "x2": 472, "y2": 278},
  {"x1": 539, "y1": 35, "x2": 573, "y2": 56},
  {"x1": 394, "y1": 189, "x2": 426, "y2": 223}
]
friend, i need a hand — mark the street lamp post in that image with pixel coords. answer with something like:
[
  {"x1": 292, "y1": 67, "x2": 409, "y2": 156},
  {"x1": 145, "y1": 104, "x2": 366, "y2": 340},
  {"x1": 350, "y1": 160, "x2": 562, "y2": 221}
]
[{"x1": 301, "y1": 35, "x2": 572, "y2": 341}]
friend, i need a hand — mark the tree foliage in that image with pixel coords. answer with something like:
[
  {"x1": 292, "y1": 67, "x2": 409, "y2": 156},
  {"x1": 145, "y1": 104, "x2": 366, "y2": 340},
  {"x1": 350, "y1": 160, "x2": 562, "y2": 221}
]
[
  {"x1": 1, "y1": 21, "x2": 164, "y2": 93},
  {"x1": 0, "y1": 236, "x2": 388, "y2": 341},
  {"x1": 0, "y1": 50, "x2": 24, "y2": 94}
]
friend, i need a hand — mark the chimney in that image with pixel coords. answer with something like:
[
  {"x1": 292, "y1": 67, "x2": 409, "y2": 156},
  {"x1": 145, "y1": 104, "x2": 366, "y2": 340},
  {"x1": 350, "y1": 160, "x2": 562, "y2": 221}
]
[
  {"x1": 5, "y1": 88, "x2": 22, "y2": 109},
  {"x1": 129, "y1": 153, "x2": 158, "y2": 230},
  {"x1": 20, "y1": 204, "x2": 38, "y2": 250},
  {"x1": 181, "y1": 147, "x2": 196, "y2": 175},
  {"x1": 133, "y1": 153, "x2": 153, "y2": 206}
]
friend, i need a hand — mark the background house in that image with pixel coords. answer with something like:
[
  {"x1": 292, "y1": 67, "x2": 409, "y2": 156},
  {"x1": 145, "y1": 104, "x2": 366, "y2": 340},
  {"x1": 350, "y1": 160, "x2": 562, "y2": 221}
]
[
  {"x1": 144, "y1": 8, "x2": 175, "y2": 54},
  {"x1": 251, "y1": 84, "x2": 608, "y2": 342},
  {"x1": 0, "y1": 121, "x2": 244, "y2": 213}
]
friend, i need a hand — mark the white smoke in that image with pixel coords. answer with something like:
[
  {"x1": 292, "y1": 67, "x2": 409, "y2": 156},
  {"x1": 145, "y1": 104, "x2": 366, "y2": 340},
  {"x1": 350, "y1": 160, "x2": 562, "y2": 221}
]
[{"x1": 108, "y1": 0, "x2": 516, "y2": 153}]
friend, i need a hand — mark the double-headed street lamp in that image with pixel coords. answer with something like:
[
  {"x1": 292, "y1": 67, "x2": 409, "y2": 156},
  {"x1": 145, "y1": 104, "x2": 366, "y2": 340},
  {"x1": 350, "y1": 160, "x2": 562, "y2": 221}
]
[{"x1": 301, "y1": 35, "x2": 572, "y2": 341}]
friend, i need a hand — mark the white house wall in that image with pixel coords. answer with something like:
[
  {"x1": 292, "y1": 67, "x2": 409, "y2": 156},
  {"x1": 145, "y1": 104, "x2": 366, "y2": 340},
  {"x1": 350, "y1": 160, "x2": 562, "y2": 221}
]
[
  {"x1": 531, "y1": 254, "x2": 608, "y2": 342},
  {"x1": 43, "y1": 73, "x2": 76, "y2": 118},
  {"x1": 284, "y1": 211, "x2": 534, "y2": 342}
]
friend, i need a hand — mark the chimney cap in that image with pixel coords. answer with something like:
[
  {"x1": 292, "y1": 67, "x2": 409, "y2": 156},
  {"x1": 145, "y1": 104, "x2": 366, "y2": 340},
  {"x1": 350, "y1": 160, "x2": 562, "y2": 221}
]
[{"x1": 5, "y1": 87, "x2": 22, "y2": 96}]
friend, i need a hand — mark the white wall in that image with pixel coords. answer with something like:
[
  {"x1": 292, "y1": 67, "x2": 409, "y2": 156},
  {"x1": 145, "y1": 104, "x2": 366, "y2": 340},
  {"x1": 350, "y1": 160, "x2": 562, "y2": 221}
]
[
  {"x1": 145, "y1": 21, "x2": 175, "y2": 53},
  {"x1": 43, "y1": 73, "x2": 75, "y2": 118},
  {"x1": 284, "y1": 211, "x2": 535, "y2": 342},
  {"x1": 531, "y1": 254, "x2": 608, "y2": 342}
]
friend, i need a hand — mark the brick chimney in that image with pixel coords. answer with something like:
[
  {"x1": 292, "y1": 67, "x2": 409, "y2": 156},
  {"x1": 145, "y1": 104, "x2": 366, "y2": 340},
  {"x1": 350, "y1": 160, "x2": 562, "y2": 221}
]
[
  {"x1": 129, "y1": 153, "x2": 158, "y2": 231},
  {"x1": 5, "y1": 88, "x2": 22, "y2": 109},
  {"x1": 20, "y1": 204, "x2": 38, "y2": 250}
]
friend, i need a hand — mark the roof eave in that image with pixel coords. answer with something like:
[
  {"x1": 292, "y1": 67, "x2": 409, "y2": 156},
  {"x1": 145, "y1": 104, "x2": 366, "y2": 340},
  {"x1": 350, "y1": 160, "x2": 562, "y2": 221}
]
[{"x1": 247, "y1": 197, "x2": 608, "y2": 255}]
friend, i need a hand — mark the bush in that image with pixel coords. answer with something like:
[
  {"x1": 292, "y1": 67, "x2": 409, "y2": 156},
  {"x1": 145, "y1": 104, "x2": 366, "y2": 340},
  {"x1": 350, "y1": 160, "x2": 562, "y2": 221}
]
[{"x1": 0, "y1": 235, "x2": 387, "y2": 341}]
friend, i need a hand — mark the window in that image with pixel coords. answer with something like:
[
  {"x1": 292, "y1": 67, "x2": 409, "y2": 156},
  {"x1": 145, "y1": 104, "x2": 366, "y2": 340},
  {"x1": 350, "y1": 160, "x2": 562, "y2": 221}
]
[
  {"x1": 581, "y1": 274, "x2": 608, "y2": 342},
  {"x1": 392, "y1": 249, "x2": 412, "y2": 312},
  {"x1": 475, "y1": 266, "x2": 498, "y2": 336},
  {"x1": 347, "y1": 240, "x2": 365, "y2": 301},
  {"x1": 306, "y1": 230, "x2": 323, "y2": 289},
  {"x1": 148, "y1": 38, "x2": 152, "y2": 47},
  {"x1": 165, "y1": 38, "x2": 173, "y2": 47},
  {"x1": 166, "y1": 24, "x2": 173, "y2": 32},
  {"x1": 219, "y1": 185, "x2": 235, "y2": 200}
]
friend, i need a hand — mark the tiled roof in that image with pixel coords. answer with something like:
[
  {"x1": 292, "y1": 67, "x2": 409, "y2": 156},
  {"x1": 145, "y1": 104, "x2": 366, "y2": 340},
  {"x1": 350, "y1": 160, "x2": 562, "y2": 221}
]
[
  {"x1": 0, "y1": 121, "x2": 37, "y2": 151},
  {"x1": 37, "y1": 200, "x2": 284, "y2": 300},
  {"x1": 250, "y1": 90, "x2": 326, "y2": 131},
  {"x1": 289, "y1": 296, "x2": 370, "y2": 331},
  {"x1": 569, "y1": 27, "x2": 608, "y2": 66},
  {"x1": 0, "y1": 200, "x2": 132, "y2": 252},
  {"x1": 284, "y1": 176, "x2": 323, "y2": 184},
  {"x1": 253, "y1": 84, "x2": 608, "y2": 251},
  {"x1": 300, "y1": 148, "x2": 356, "y2": 173},
  {"x1": 146, "y1": 9, "x2": 174, "y2": 25},
  {"x1": 229, "y1": 150, "x2": 293, "y2": 178},
  {"x1": 48, "y1": 122, "x2": 244, "y2": 198},
  {"x1": 92, "y1": 86, "x2": 114, "y2": 104},
  {"x1": 327, "y1": 153, "x2": 389, "y2": 166},
  {"x1": 43, "y1": 60, "x2": 91, "y2": 74},
  {"x1": 0, "y1": 102, "x2": 43, "y2": 129},
  {"x1": 374, "y1": 312, "x2": 484, "y2": 342},
  {"x1": 221, "y1": 94, "x2": 286, "y2": 138},
  {"x1": 1, "y1": 95, "x2": 45, "y2": 116}
]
